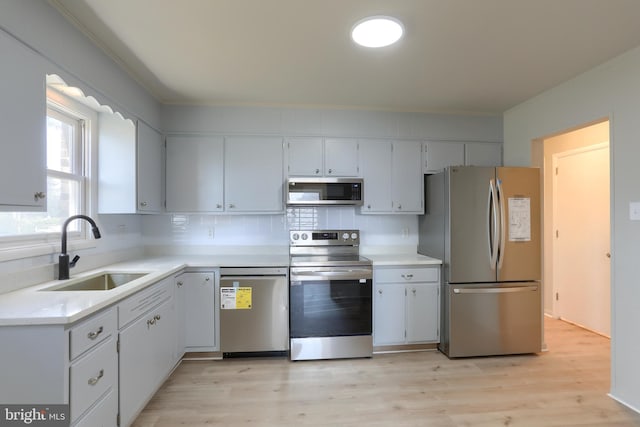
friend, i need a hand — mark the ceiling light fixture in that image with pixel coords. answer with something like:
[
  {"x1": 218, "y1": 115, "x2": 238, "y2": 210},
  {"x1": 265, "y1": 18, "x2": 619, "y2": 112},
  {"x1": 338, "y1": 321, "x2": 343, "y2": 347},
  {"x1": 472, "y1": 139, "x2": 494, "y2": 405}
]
[{"x1": 351, "y1": 16, "x2": 404, "y2": 48}]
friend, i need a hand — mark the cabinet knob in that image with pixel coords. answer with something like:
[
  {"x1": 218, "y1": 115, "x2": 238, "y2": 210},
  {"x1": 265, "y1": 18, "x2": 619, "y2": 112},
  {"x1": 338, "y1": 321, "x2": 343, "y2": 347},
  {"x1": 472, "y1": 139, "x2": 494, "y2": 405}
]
[
  {"x1": 228, "y1": 204, "x2": 235, "y2": 209},
  {"x1": 378, "y1": 289, "x2": 383, "y2": 294},
  {"x1": 315, "y1": 168, "x2": 320, "y2": 174},
  {"x1": 88, "y1": 369, "x2": 104, "y2": 386},
  {"x1": 606, "y1": 252, "x2": 611, "y2": 258},
  {"x1": 401, "y1": 274, "x2": 413, "y2": 280},
  {"x1": 205, "y1": 276, "x2": 210, "y2": 281},
  {"x1": 176, "y1": 281, "x2": 183, "y2": 287},
  {"x1": 367, "y1": 204, "x2": 371, "y2": 209},
  {"x1": 34, "y1": 191, "x2": 46, "y2": 201},
  {"x1": 140, "y1": 201, "x2": 148, "y2": 207},
  {"x1": 412, "y1": 289, "x2": 417, "y2": 295},
  {"x1": 328, "y1": 168, "x2": 333, "y2": 174},
  {"x1": 216, "y1": 204, "x2": 223, "y2": 209}
]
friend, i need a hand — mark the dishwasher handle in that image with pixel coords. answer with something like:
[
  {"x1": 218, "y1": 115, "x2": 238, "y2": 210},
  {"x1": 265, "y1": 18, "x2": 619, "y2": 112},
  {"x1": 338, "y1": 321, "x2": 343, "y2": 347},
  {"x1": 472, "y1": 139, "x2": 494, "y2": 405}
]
[{"x1": 453, "y1": 285, "x2": 538, "y2": 294}]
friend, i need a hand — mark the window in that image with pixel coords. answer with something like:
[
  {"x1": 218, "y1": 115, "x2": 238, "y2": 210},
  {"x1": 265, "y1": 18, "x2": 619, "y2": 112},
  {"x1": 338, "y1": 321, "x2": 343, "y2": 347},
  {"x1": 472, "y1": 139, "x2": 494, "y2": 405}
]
[{"x1": 0, "y1": 95, "x2": 91, "y2": 244}]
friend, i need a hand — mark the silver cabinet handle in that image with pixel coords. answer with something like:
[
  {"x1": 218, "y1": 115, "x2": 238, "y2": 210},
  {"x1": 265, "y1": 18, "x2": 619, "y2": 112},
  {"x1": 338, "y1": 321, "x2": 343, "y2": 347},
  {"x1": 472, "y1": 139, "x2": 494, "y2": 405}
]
[
  {"x1": 176, "y1": 281, "x2": 183, "y2": 287},
  {"x1": 315, "y1": 168, "x2": 320, "y2": 174},
  {"x1": 139, "y1": 201, "x2": 148, "y2": 207},
  {"x1": 412, "y1": 288, "x2": 416, "y2": 295},
  {"x1": 154, "y1": 314, "x2": 161, "y2": 321},
  {"x1": 34, "y1": 191, "x2": 46, "y2": 201},
  {"x1": 401, "y1": 274, "x2": 413, "y2": 280},
  {"x1": 88, "y1": 369, "x2": 104, "y2": 386},
  {"x1": 378, "y1": 289, "x2": 383, "y2": 294},
  {"x1": 87, "y1": 326, "x2": 103, "y2": 340},
  {"x1": 328, "y1": 168, "x2": 333, "y2": 174},
  {"x1": 606, "y1": 252, "x2": 611, "y2": 258},
  {"x1": 216, "y1": 204, "x2": 223, "y2": 209},
  {"x1": 147, "y1": 318, "x2": 156, "y2": 328},
  {"x1": 228, "y1": 204, "x2": 235, "y2": 209},
  {"x1": 397, "y1": 204, "x2": 402, "y2": 210},
  {"x1": 205, "y1": 276, "x2": 210, "y2": 282},
  {"x1": 453, "y1": 286, "x2": 538, "y2": 294}
]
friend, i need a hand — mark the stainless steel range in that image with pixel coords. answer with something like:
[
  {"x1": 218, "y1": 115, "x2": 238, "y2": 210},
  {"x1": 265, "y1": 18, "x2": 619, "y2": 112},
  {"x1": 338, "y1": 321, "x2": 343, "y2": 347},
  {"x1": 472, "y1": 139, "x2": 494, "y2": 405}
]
[{"x1": 289, "y1": 229, "x2": 373, "y2": 361}]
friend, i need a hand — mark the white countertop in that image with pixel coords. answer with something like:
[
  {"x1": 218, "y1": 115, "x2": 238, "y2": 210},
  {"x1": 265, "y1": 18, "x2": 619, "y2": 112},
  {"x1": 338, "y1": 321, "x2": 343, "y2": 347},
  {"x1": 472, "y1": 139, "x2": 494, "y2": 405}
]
[{"x1": 0, "y1": 252, "x2": 440, "y2": 327}]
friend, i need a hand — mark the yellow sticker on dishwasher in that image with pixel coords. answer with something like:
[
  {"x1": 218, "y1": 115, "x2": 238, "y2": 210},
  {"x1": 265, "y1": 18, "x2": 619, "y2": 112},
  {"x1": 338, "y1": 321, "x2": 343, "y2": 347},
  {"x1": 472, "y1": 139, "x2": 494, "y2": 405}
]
[{"x1": 220, "y1": 287, "x2": 252, "y2": 309}]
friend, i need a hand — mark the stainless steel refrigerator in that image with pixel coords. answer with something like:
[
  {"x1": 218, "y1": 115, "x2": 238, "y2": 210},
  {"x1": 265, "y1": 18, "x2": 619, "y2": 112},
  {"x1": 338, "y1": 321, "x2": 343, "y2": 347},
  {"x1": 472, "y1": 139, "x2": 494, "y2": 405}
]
[{"x1": 418, "y1": 166, "x2": 542, "y2": 358}]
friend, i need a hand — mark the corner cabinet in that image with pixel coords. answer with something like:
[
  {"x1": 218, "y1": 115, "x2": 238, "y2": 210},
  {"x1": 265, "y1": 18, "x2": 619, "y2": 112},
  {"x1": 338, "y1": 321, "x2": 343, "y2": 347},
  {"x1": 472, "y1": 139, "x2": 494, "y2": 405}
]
[
  {"x1": 373, "y1": 265, "x2": 440, "y2": 347},
  {"x1": 360, "y1": 140, "x2": 423, "y2": 214},
  {"x1": 98, "y1": 117, "x2": 164, "y2": 214},
  {"x1": 287, "y1": 137, "x2": 359, "y2": 177},
  {"x1": 0, "y1": 30, "x2": 47, "y2": 210}
]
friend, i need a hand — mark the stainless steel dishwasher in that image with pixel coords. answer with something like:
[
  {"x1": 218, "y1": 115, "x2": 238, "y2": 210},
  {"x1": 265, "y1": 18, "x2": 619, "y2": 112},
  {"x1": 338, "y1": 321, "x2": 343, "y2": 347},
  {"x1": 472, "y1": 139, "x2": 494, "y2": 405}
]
[{"x1": 219, "y1": 267, "x2": 289, "y2": 357}]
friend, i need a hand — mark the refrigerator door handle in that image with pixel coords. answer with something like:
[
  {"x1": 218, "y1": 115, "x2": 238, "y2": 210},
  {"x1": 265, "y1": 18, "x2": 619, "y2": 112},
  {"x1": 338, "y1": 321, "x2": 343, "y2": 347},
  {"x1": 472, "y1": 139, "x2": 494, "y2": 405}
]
[
  {"x1": 496, "y1": 178, "x2": 506, "y2": 269},
  {"x1": 453, "y1": 285, "x2": 538, "y2": 294},
  {"x1": 488, "y1": 179, "x2": 499, "y2": 269}
]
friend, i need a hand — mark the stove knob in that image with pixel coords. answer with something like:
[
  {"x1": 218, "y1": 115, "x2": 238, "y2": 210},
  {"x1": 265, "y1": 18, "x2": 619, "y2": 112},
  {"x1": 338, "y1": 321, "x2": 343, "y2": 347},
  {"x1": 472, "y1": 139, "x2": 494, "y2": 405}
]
[
  {"x1": 292, "y1": 233, "x2": 299, "y2": 241},
  {"x1": 301, "y1": 233, "x2": 308, "y2": 240},
  {"x1": 351, "y1": 232, "x2": 358, "y2": 240},
  {"x1": 342, "y1": 232, "x2": 350, "y2": 240}
]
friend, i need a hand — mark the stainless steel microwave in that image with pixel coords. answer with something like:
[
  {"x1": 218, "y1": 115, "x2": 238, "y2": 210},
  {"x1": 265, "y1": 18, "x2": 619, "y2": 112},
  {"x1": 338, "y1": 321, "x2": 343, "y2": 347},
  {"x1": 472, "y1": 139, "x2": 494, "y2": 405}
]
[{"x1": 286, "y1": 178, "x2": 364, "y2": 206}]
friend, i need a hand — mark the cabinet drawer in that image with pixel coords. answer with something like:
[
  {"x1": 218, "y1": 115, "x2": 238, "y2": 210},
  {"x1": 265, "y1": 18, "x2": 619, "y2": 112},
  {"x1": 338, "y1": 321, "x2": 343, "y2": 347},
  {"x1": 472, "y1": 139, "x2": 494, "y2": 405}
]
[
  {"x1": 72, "y1": 388, "x2": 117, "y2": 427},
  {"x1": 70, "y1": 308, "x2": 117, "y2": 360},
  {"x1": 70, "y1": 336, "x2": 117, "y2": 423},
  {"x1": 375, "y1": 267, "x2": 439, "y2": 284},
  {"x1": 118, "y1": 278, "x2": 172, "y2": 328}
]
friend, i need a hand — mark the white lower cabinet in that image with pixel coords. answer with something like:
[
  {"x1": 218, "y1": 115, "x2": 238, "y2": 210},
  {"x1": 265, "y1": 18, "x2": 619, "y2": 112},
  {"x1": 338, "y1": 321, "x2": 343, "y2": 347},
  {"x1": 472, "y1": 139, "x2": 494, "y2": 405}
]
[
  {"x1": 69, "y1": 307, "x2": 118, "y2": 426},
  {"x1": 373, "y1": 266, "x2": 440, "y2": 346},
  {"x1": 177, "y1": 271, "x2": 218, "y2": 352},
  {"x1": 118, "y1": 278, "x2": 177, "y2": 427}
]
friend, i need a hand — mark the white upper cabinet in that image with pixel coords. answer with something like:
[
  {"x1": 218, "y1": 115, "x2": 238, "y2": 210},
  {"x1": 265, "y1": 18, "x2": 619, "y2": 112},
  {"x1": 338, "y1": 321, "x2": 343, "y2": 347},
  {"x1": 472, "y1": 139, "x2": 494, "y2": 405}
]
[
  {"x1": 423, "y1": 141, "x2": 503, "y2": 173},
  {"x1": 224, "y1": 136, "x2": 284, "y2": 213},
  {"x1": 287, "y1": 137, "x2": 323, "y2": 176},
  {"x1": 324, "y1": 138, "x2": 359, "y2": 176},
  {"x1": 360, "y1": 141, "x2": 392, "y2": 212},
  {"x1": 99, "y1": 116, "x2": 164, "y2": 214},
  {"x1": 423, "y1": 141, "x2": 465, "y2": 174},
  {"x1": 287, "y1": 137, "x2": 359, "y2": 177},
  {"x1": 0, "y1": 31, "x2": 47, "y2": 210},
  {"x1": 360, "y1": 140, "x2": 423, "y2": 214},
  {"x1": 166, "y1": 136, "x2": 224, "y2": 212},
  {"x1": 136, "y1": 121, "x2": 164, "y2": 213},
  {"x1": 391, "y1": 141, "x2": 423, "y2": 213},
  {"x1": 465, "y1": 142, "x2": 503, "y2": 166}
]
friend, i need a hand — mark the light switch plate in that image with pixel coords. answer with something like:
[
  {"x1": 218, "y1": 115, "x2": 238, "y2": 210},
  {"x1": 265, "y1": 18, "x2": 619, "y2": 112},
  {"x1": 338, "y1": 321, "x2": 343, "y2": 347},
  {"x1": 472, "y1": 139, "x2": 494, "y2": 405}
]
[{"x1": 630, "y1": 202, "x2": 640, "y2": 220}]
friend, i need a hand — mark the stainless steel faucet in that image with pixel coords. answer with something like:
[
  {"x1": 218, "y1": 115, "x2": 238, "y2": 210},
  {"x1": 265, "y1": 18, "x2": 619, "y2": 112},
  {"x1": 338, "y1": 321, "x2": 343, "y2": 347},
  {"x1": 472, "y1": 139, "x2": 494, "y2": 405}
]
[{"x1": 58, "y1": 215, "x2": 102, "y2": 280}]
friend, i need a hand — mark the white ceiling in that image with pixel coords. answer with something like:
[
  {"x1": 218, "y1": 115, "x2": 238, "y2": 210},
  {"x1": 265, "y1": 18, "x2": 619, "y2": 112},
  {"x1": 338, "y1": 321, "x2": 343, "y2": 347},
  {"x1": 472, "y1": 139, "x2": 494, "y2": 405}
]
[{"x1": 49, "y1": 0, "x2": 640, "y2": 114}]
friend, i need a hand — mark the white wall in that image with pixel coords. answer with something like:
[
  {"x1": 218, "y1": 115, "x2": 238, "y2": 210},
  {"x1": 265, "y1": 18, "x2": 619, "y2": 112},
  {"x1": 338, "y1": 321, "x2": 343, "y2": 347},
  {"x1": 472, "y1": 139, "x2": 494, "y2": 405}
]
[{"x1": 504, "y1": 45, "x2": 640, "y2": 411}]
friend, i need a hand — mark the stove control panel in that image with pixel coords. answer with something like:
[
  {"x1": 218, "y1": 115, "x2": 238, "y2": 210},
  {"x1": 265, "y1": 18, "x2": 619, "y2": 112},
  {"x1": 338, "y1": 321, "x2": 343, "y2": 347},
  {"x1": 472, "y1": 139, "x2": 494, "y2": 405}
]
[{"x1": 290, "y1": 229, "x2": 360, "y2": 246}]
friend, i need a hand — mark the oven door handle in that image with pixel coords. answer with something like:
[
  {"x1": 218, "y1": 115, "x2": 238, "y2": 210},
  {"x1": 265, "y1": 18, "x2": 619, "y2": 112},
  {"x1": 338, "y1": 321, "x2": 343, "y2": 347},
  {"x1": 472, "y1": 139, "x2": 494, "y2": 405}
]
[{"x1": 289, "y1": 269, "x2": 372, "y2": 281}]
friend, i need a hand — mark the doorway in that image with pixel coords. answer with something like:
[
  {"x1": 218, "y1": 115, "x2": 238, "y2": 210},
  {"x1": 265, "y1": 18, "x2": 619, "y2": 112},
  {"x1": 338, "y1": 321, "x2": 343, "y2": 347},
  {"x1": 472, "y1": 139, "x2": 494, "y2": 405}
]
[{"x1": 534, "y1": 119, "x2": 611, "y2": 337}]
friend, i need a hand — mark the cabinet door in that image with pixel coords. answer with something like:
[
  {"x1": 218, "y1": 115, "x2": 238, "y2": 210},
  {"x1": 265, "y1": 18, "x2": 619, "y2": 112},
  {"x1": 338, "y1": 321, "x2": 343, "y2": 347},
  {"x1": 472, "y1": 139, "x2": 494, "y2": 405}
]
[
  {"x1": 184, "y1": 272, "x2": 216, "y2": 350},
  {"x1": 136, "y1": 121, "x2": 164, "y2": 212},
  {"x1": 373, "y1": 284, "x2": 406, "y2": 346},
  {"x1": 224, "y1": 136, "x2": 284, "y2": 212},
  {"x1": 119, "y1": 297, "x2": 175, "y2": 427},
  {"x1": 392, "y1": 141, "x2": 423, "y2": 213},
  {"x1": 423, "y1": 141, "x2": 464, "y2": 173},
  {"x1": 406, "y1": 283, "x2": 439, "y2": 343},
  {"x1": 174, "y1": 275, "x2": 186, "y2": 360},
  {"x1": 287, "y1": 137, "x2": 323, "y2": 176},
  {"x1": 324, "y1": 138, "x2": 359, "y2": 176},
  {"x1": 0, "y1": 31, "x2": 46, "y2": 209},
  {"x1": 465, "y1": 142, "x2": 503, "y2": 166},
  {"x1": 166, "y1": 136, "x2": 224, "y2": 212},
  {"x1": 359, "y1": 140, "x2": 392, "y2": 213}
]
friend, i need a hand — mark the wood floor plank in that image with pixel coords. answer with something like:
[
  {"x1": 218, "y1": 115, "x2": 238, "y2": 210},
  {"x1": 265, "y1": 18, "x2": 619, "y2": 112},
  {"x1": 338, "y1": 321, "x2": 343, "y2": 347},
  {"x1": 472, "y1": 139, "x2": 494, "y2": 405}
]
[{"x1": 133, "y1": 318, "x2": 640, "y2": 426}]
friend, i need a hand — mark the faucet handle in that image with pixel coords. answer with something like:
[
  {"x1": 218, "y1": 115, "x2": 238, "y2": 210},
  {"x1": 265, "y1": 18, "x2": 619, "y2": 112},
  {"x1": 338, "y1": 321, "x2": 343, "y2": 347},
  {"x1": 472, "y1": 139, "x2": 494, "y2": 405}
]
[{"x1": 69, "y1": 255, "x2": 80, "y2": 268}]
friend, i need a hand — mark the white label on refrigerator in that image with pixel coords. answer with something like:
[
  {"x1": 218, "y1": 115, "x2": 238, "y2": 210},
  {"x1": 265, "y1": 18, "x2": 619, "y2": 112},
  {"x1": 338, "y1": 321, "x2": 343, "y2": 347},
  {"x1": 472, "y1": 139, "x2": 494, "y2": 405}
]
[{"x1": 508, "y1": 197, "x2": 531, "y2": 241}]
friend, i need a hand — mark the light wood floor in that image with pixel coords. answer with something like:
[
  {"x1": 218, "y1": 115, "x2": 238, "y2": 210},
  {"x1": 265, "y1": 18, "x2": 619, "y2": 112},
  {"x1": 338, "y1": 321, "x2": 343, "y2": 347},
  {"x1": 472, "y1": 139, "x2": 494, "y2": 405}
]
[{"x1": 133, "y1": 318, "x2": 640, "y2": 426}]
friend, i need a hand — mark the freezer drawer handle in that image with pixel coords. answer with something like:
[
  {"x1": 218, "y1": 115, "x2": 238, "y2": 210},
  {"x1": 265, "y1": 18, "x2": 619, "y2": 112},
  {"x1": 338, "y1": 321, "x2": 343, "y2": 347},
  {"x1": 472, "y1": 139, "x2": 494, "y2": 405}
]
[{"x1": 453, "y1": 286, "x2": 538, "y2": 294}]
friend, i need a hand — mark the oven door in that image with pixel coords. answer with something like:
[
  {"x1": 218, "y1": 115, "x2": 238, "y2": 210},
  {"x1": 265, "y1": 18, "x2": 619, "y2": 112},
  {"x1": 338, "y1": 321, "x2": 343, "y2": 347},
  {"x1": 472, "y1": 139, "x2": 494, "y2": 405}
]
[{"x1": 289, "y1": 266, "x2": 372, "y2": 338}]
